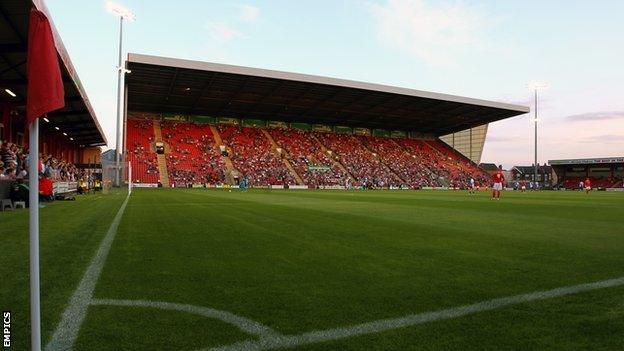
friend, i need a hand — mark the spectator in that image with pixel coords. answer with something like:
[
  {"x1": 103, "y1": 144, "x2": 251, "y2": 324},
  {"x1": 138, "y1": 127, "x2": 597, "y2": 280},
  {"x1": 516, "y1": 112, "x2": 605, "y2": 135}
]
[{"x1": 39, "y1": 173, "x2": 54, "y2": 202}]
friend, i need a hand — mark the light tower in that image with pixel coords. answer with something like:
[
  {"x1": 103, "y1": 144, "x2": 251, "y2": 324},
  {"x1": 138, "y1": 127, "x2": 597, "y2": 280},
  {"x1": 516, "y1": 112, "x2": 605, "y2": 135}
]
[
  {"x1": 106, "y1": 1, "x2": 134, "y2": 186},
  {"x1": 528, "y1": 82, "x2": 548, "y2": 187}
]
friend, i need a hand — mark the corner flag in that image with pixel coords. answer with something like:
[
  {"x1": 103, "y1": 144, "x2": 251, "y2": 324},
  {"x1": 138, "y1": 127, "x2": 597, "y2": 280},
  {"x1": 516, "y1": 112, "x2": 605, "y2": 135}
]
[
  {"x1": 27, "y1": 9, "x2": 65, "y2": 123},
  {"x1": 26, "y1": 8, "x2": 65, "y2": 351}
]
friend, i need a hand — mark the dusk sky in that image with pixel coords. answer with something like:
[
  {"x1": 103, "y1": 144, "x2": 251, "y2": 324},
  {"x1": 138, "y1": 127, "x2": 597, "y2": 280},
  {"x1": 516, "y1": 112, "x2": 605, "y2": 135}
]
[{"x1": 46, "y1": 0, "x2": 624, "y2": 168}]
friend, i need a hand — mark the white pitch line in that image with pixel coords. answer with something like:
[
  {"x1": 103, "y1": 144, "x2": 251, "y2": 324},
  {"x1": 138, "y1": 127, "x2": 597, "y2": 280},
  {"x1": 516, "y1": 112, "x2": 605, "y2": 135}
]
[
  {"x1": 45, "y1": 194, "x2": 131, "y2": 351},
  {"x1": 90, "y1": 299, "x2": 279, "y2": 339},
  {"x1": 205, "y1": 276, "x2": 624, "y2": 351}
]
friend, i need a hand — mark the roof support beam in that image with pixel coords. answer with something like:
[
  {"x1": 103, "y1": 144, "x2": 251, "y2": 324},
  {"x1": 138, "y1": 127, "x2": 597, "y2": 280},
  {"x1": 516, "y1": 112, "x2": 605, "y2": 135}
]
[
  {"x1": 331, "y1": 91, "x2": 374, "y2": 118},
  {"x1": 187, "y1": 73, "x2": 219, "y2": 114},
  {"x1": 161, "y1": 68, "x2": 179, "y2": 107},
  {"x1": 243, "y1": 80, "x2": 284, "y2": 116},
  {"x1": 0, "y1": 59, "x2": 27, "y2": 77},
  {"x1": 269, "y1": 83, "x2": 316, "y2": 115},
  {"x1": 215, "y1": 77, "x2": 251, "y2": 116},
  {"x1": 47, "y1": 110, "x2": 90, "y2": 117},
  {"x1": 0, "y1": 4, "x2": 26, "y2": 44},
  {"x1": 0, "y1": 43, "x2": 26, "y2": 54},
  {"x1": 296, "y1": 88, "x2": 342, "y2": 119},
  {"x1": 0, "y1": 75, "x2": 72, "y2": 86}
]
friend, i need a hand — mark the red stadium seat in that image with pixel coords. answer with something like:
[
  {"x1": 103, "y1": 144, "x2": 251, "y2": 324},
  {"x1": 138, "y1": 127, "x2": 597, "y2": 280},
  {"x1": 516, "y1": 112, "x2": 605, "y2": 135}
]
[{"x1": 126, "y1": 119, "x2": 159, "y2": 184}]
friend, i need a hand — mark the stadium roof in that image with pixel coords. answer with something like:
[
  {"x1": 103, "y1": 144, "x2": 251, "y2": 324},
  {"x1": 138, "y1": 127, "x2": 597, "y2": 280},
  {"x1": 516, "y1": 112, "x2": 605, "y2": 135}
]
[
  {"x1": 126, "y1": 53, "x2": 530, "y2": 136},
  {"x1": 479, "y1": 163, "x2": 500, "y2": 172},
  {"x1": 0, "y1": 0, "x2": 106, "y2": 146},
  {"x1": 549, "y1": 157, "x2": 624, "y2": 166}
]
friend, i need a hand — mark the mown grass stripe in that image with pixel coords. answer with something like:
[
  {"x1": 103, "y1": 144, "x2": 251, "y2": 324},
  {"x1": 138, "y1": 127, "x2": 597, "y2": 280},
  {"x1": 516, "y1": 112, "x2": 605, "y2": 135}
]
[
  {"x1": 45, "y1": 194, "x2": 130, "y2": 351},
  {"x1": 207, "y1": 276, "x2": 624, "y2": 351}
]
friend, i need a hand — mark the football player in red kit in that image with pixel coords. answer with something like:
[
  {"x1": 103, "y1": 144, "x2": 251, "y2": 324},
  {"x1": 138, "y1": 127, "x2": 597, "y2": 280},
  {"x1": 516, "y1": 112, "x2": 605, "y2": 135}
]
[
  {"x1": 492, "y1": 166, "x2": 505, "y2": 200},
  {"x1": 584, "y1": 177, "x2": 592, "y2": 194}
]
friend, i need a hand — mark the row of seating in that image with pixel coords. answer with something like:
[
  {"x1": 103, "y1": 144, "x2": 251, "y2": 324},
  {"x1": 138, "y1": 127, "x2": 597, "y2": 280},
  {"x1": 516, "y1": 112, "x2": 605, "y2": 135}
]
[
  {"x1": 126, "y1": 119, "x2": 159, "y2": 183},
  {"x1": 128, "y1": 119, "x2": 490, "y2": 188},
  {"x1": 426, "y1": 139, "x2": 490, "y2": 187},
  {"x1": 562, "y1": 176, "x2": 621, "y2": 189},
  {"x1": 268, "y1": 129, "x2": 347, "y2": 186},
  {"x1": 218, "y1": 125, "x2": 295, "y2": 186},
  {"x1": 317, "y1": 133, "x2": 401, "y2": 187},
  {"x1": 161, "y1": 121, "x2": 225, "y2": 186}
]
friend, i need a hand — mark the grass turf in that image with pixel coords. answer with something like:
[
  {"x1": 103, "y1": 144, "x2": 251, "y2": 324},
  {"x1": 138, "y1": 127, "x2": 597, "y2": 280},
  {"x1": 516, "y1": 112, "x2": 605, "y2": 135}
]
[{"x1": 2, "y1": 188, "x2": 624, "y2": 350}]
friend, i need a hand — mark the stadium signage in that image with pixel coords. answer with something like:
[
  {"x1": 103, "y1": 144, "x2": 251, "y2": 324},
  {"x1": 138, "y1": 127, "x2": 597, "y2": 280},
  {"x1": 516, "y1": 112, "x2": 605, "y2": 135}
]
[
  {"x1": 318, "y1": 185, "x2": 346, "y2": 189},
  {"x1": 162, "y1": 113, "x2": 187, "y2": 121},
  {"x1": 132, "y1": 183, "x2": 158, "y2": 188},
  {"x1": 268, "y1": 121, "x2": 288, "y2": 129},
  {"x1": 217, "y1": 117, "x2": 239, "y2": 125},
  {"x1": 549, "y1": 157, "x2": 624, "y2": 165},
  {"x1": 242, "y1": 119, "x2": 267, "y2": 127},
  {"x1": 289, "y1": 185, "x2": 309, "y2": 190},
  {"x1": 291, "y1": 122, "x2": 311, "y2": 130},
  {"x1": 312, "y1": 124, "x2": 332, "y2": 132},
  {"x1": 53, "y1": 181, "x2": 78, "y2": 195},
  {"x1": 373, "y1": 129, "x2": 390, "y2": 137},
  {"x1": 335, "y1": 126, "x2": 352, "y2": 134},
  {"x1": 191, "y1": 115, "x2": 216, "y2": 124},
  {"x1": 391, "y1": 130, "x2": 407, "y2": 138},
  {"x1": 353, "y1": 127, "x2": 371, "y2": 136}
]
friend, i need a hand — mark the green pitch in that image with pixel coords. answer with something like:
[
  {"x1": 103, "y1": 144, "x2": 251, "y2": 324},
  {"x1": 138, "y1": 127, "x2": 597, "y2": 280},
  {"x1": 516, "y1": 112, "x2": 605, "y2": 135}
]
[{"x1": 2, "y1": 189, "x2": 624, "y2": 350}]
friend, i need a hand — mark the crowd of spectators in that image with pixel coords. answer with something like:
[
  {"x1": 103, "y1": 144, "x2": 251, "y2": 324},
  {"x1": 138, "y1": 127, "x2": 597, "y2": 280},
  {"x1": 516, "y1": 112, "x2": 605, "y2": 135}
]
[
  {"x1": 127, "y1": 120, "x2": 492, "y2": 189},
  {"x1": 127, "y1": 119, "x2": 159, "y2": 183},
  {"x1": 0, "y1": 139, "x2": 90, "y2": 207},
  {"x1": 268, "y1": 128, "x2": 347, "y2": 186},
  {"x1": 0, "y1": 141, "x2": 83, "y2": 182},
  {"x1": 360, "y1": 136, "x2": 437, "y2": 188},
  {"x1": 317, "y1": 133, "x2": 401, "y2": 188},
  {"x1": 162, "y1": 121, "x2": 225, "y2": 186},
  {"x1": 218, "y1": 125, "x2": 295, "y2": 186},
  {"x1": 425, "y1": 139, "x2": 490, "y2": 188}
]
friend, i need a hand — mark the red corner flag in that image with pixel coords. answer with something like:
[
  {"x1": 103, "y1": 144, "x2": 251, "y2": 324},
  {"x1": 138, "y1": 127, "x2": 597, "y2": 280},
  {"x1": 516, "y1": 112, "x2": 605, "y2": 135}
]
[{"x1": 26, "y1": 9, "x2": 64, "y2": 124}]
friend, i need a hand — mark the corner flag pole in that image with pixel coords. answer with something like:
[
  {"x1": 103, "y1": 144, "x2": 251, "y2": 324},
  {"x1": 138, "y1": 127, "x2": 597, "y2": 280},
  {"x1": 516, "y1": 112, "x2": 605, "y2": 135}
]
[
  {"x1": 27, "y1": 8, "x2": 66, "y2": 350},
  {"x1": 28, "y1": 119, "x2": 41, "y2": 351}
]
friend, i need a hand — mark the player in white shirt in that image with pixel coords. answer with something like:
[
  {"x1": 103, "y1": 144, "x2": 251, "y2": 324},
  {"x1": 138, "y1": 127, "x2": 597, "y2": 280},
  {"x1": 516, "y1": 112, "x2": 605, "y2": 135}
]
[{"x1": 468, "y1": 177, "x2": 476, "y2": 194}]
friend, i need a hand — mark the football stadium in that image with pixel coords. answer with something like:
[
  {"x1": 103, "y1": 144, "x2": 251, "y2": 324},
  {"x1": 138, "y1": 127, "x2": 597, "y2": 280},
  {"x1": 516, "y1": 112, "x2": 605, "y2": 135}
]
[{"x1": 2, "y1": 1, "x2": 624, "y2": 351}]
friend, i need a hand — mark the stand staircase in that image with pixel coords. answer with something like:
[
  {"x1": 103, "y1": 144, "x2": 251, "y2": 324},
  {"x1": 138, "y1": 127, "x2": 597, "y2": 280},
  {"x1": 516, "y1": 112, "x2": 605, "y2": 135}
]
[
  {"x1": 210, "y1": 125, "x2": 239, "y2": 185},
  {"x1": 390, "y1": 138, "x2": 436, "y2": 177},
  {"x1": 152, "y1": 121, "x2": 170, "y2": 187},
  {"x1": 311, "y1": 134, "x2": 356, "y2": 181},
  {"x1": 357, "y1": 136, "x2": 406, "y2": 184},
  {"x1": 261, "y1": 129, "x2": 305, "y2": 185}
]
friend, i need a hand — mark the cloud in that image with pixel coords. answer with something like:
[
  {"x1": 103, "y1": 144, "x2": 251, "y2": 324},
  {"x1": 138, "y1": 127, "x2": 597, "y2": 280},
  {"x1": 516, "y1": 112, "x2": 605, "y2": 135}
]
[
  {"x1": 486, "y1": 135, "x2": 524, "y2": 142},
  {"x1": 239, "y1": 4, "x2": 259, "y2": 22},
  {"x1": 369, "y1": 0, "x2": 487, "y2": 66},
  {"x1": 580, "y1": 134, "x2": 624, "y2": 143},
  {"x1": 564, "y1": 111, "x2": 624, "y2": 122},
  {"x1": 205, "y1": 21, "x2": 243, "y2": 43}
]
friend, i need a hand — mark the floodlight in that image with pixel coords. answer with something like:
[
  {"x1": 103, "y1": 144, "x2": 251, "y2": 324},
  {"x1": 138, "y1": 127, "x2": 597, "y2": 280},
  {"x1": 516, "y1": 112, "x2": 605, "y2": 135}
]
[
  {"x1": 527, "y1": 82, "x2": 549, "y2": 90},
  {"x1": 106, "y1": 1, "x2": 135, "y2": 21}
]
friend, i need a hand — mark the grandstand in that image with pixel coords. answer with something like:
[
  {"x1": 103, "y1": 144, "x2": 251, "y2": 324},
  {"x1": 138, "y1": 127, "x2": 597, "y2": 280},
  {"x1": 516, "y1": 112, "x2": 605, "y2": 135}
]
[
  {"x1": 549, "y1": 157, "x2": 624, "y2": 190},
  {"x1": 0, "y1": 0, "x2": 107, "y2": 195},
  {"x1": 124, "y1": 54, "x2": 529, "y2": 189}
]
